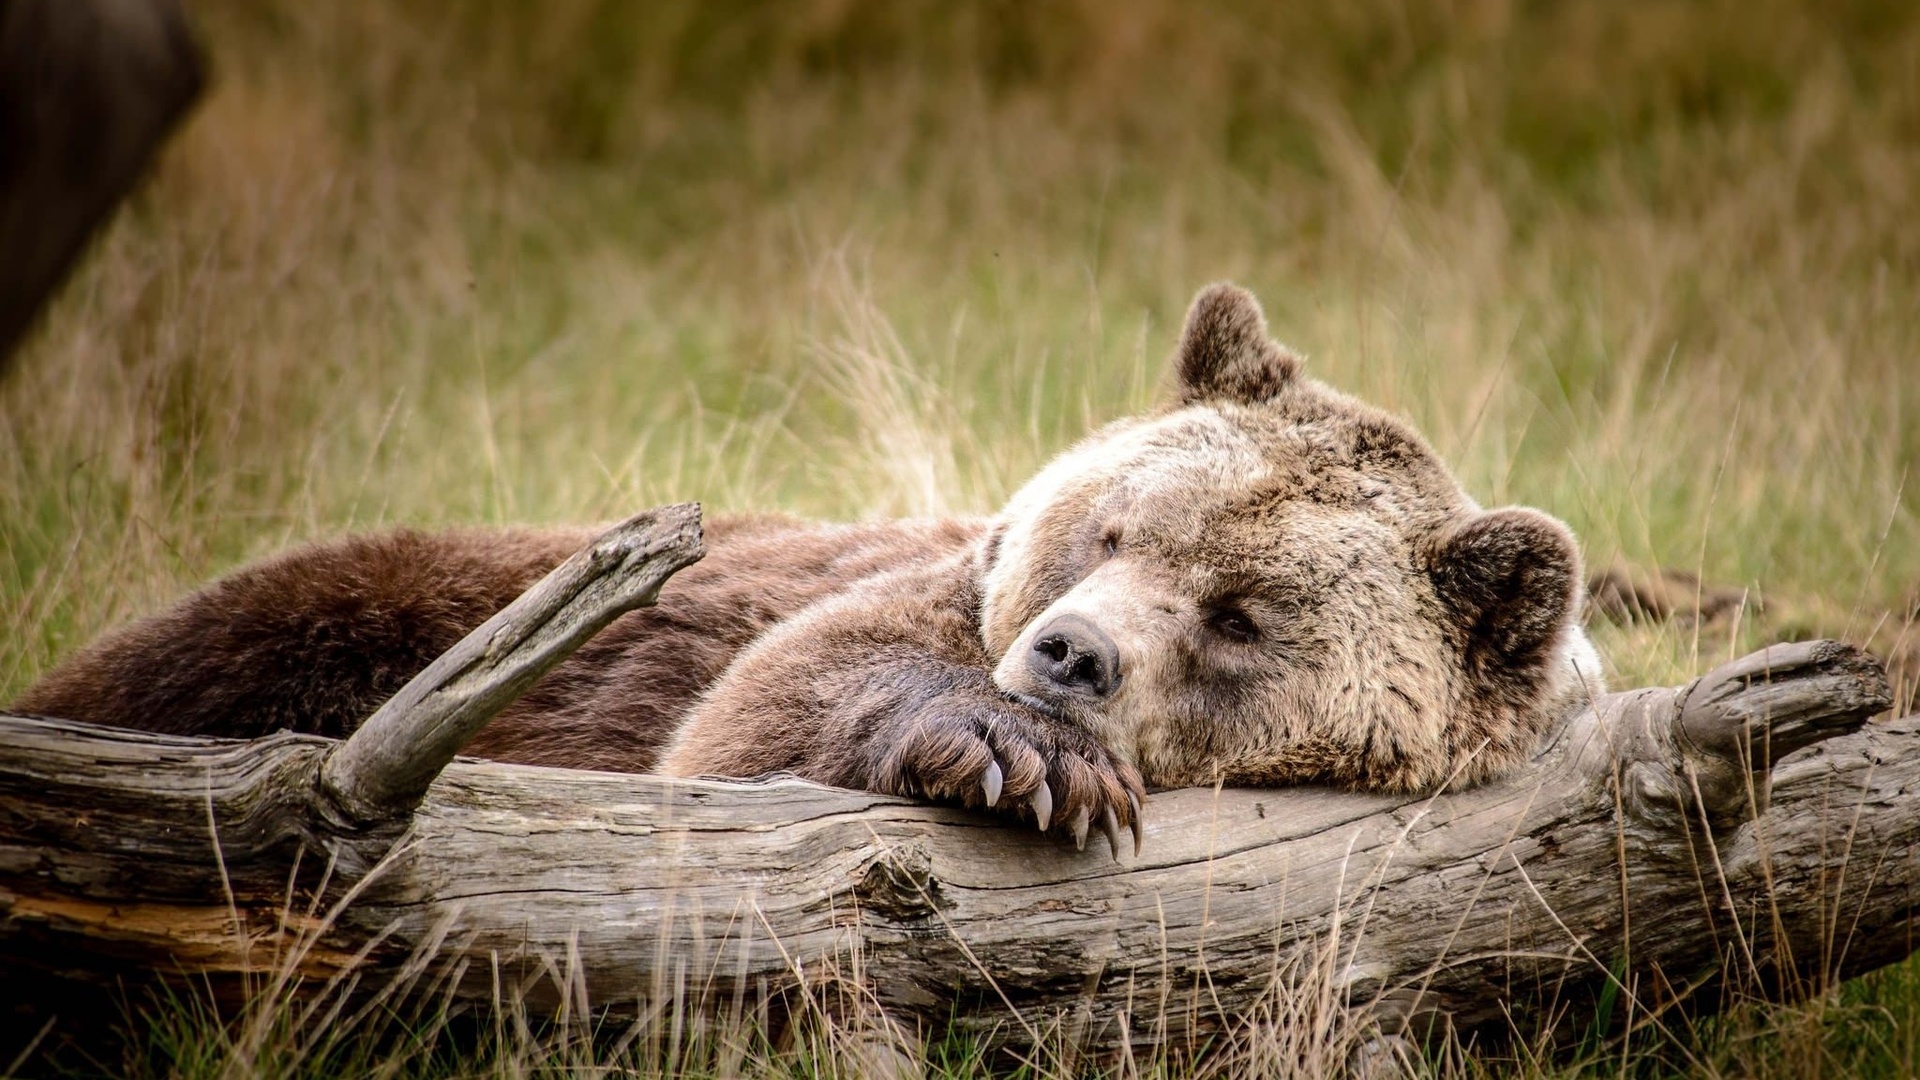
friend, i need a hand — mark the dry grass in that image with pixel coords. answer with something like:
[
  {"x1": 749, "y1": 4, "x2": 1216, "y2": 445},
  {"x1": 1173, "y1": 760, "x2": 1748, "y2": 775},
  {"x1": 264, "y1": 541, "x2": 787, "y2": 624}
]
[
  {"x1": 3, "y1": 0, "x2": 1918, "y2": 1075},
  {"x1": 35, "y1": 835, "x2": 1398, "y2": 1080}
]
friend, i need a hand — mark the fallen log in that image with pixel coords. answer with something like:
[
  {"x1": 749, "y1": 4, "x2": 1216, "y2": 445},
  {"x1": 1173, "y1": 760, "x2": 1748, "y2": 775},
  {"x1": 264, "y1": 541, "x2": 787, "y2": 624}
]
[{"x1": 0, "y1": 503, "x2": 1907, "y2": 1061}]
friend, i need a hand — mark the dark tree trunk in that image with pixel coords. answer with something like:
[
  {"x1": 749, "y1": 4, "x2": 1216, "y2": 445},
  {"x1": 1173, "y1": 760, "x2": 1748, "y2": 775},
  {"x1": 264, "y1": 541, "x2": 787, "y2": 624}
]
[{"x1": 0, "y1": 0, "x2": 205, "y2": 368}]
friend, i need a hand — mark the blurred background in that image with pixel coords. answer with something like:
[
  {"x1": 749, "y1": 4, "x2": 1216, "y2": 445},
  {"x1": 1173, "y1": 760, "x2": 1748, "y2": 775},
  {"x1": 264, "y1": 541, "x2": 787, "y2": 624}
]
[
  {"x1": 2, "y1": 0, "x2": 1916, "y2": 704},
  {"x1": 2, "y1": 3, "x2": 1919, "y2": 1074}
]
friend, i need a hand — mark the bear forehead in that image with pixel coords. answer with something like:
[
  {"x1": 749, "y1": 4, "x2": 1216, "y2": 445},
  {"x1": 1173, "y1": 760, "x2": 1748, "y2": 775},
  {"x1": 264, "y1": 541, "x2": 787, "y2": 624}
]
[
  {"x1": 1126, "y1": 500, "x2": 1429, "y2": 599},
  {"x1": 1220, "y1": 397, "x2": 1470, "y2": 508},
  {"x1": 1085, "y1": 401, "x2": 1474, "y2": 537},
  {"x1": 989, "y1": 395, "x2": 1478, "y2": 620}
]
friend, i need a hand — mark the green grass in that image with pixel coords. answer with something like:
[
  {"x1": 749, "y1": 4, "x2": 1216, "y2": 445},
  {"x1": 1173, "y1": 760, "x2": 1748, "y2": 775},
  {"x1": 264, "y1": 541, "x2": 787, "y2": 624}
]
[{"x1": 3, "y1": 0, "x2": 1918, "y2": 1075}]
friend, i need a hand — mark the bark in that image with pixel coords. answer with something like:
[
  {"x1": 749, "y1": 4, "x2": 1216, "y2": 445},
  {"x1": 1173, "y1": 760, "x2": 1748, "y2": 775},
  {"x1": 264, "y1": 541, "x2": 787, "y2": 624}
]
[{"x1": 0, "y1": 504, "x2": 1907, "y2": 1056}]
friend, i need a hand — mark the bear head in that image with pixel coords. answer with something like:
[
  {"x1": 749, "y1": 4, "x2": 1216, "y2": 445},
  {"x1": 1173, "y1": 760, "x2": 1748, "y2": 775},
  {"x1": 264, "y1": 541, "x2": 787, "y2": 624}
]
[{"x1": 978, "y1": 283, "x2": 1604, "y2": 792}]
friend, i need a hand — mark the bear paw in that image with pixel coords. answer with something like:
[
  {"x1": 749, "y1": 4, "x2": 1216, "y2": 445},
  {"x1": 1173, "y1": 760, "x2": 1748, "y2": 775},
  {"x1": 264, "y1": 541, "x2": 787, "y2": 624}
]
[{"x1": 877, "y1": 700, "x2": 1146, "y2": 859}]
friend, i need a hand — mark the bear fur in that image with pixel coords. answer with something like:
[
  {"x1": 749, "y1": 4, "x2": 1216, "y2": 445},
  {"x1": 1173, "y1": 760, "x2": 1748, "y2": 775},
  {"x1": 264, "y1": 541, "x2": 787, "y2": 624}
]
[{"x1": 14, "y1": 284, "x2": 1605, "y2": 845}]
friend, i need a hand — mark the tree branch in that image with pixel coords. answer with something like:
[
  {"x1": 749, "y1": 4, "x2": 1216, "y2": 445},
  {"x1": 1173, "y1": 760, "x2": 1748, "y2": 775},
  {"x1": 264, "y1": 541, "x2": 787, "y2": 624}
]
[{"x1": 317, "y1": 503, "x2": 704, "y2": 825}]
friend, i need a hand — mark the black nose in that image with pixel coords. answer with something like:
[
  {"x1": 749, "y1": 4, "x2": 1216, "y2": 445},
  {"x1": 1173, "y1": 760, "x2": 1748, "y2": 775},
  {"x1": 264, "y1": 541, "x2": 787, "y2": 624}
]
[{"x1": 1027, "y1": 614, "x2": 1121, "y2": 698}]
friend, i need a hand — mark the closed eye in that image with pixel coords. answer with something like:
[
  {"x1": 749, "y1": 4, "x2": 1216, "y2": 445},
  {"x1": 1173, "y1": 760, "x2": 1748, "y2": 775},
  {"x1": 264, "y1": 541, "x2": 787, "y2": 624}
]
[
  {"x1": 1101, "y1": 527, "x2": 1121, "y2": 558},
  {"x1": 1208, "y1": 605, "x2": 1260, "y2": 644}
]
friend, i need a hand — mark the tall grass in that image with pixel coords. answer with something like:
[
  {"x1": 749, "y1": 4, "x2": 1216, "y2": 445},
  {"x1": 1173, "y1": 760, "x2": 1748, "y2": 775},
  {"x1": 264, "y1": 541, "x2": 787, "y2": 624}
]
[{"x1": 3, "y1": 0, "x2": 1917, "y2": 1074}]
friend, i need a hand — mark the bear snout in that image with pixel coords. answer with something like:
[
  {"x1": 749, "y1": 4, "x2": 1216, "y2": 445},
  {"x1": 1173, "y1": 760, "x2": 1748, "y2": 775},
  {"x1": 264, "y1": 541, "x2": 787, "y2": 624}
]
[{"x1": 1028, "y1": 614, "x2": 1122, "y2": 699}]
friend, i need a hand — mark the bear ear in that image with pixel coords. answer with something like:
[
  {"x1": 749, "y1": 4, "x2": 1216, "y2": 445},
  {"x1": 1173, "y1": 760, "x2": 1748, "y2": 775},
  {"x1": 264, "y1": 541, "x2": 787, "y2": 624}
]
[
  {"x1": 1173, "y1": 283, "x2": 1302, "y2": 406},
  {"x1": 1428, "y1": 508, "x2": 1581, "y2": 672}
]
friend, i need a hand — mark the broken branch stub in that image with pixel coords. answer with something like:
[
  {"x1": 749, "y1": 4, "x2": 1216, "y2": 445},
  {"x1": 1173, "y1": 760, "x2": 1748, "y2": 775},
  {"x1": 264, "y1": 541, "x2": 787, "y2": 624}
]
[
  {"x1": 1677, "y1": 639, "x2": 1890, "y2": 766},
  {"x1": 1596, "y1": 640, "x2": 1890, "y2": 834},
  {"x1": 316, "y1": 502, "x2": 705, "y2": 825}
]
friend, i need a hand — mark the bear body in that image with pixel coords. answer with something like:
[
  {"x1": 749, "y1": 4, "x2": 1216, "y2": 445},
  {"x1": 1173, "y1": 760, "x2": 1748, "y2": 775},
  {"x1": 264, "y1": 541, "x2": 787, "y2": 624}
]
[
  {"x1": 15, "y1": 285, "x2": 1605, "y2": 845},
  {"x1": 16, "y1": 514, "x2": 988, "y2": 776}
]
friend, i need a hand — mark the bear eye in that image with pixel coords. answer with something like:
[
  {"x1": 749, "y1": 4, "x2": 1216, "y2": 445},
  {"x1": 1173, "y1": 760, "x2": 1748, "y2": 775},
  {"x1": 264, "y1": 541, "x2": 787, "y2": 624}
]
[
  {"x1": 1100, "y1": 527, "x2": 1121, "y2": 558},
  {"x1": 1208, "y1": 605, "x2": 1260, "y2": 644}
]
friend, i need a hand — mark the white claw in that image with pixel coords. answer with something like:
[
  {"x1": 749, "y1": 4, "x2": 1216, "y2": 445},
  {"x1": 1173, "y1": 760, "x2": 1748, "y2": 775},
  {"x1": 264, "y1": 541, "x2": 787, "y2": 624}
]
[
  {"x1": 1071, "y1": 806, "x2": 1091, "y2": 851},
  {"x1": 982, "y1": 759, "x2": 1003, "y2": 808},
  {"x1": 1128, "y1": 793, "x2": 1144, "y2": 857},
  {"x1": 1102, "y1": 807, "x2": 1123, "y2": 862},
  {"x1": 1032, "y1": 781, "x2": 1054, "y2": 832}
]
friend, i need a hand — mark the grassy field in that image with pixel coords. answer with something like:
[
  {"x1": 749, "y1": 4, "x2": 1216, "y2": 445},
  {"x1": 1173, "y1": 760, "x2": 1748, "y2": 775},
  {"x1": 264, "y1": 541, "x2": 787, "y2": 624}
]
[{"x1": 3, "y1": 0, "x2": 1917, "y2": 1075}]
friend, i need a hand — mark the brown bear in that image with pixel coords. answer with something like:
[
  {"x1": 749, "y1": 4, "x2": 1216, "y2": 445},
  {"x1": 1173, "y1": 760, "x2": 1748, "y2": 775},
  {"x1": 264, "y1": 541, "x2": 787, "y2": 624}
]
[{"x1": 14, "y1": 284, "x2": 1604, "y2": 853}]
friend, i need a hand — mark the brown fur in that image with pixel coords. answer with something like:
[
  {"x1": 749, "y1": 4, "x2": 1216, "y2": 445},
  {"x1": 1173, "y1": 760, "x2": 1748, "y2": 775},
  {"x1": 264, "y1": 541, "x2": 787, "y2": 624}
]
[
  {"x1": 15, "y1": 284, "x2": 1604, "y2": 841},
  {"x1": 17, "y1": 515, "x2": 987, "y2": 773}
]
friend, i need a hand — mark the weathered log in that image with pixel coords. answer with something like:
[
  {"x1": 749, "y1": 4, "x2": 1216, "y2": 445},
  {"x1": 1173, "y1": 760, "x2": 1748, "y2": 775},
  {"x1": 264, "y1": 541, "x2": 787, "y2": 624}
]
[{"x1": 0, "y1": 632, "x2": 1905, "y2": 1056}]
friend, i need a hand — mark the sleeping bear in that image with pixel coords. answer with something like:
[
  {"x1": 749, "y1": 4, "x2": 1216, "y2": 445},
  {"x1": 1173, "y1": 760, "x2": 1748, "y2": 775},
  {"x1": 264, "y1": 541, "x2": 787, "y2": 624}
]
[{"x1": 14, "y1": 284, "x2": 1604, "y2": 853}]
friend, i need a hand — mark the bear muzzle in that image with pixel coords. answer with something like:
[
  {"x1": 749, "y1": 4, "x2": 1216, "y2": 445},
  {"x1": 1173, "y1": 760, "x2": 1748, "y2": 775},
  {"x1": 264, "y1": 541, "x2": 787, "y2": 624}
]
[{"x1": 1027, "y1": 613, "x2": 1122, "y2": 700}]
